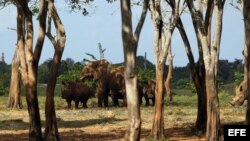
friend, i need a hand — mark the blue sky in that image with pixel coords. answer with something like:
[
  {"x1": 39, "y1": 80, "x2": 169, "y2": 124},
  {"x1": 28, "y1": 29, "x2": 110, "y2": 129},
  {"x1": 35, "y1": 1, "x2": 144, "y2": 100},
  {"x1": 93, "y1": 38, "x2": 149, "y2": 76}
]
[{"x1": 0, "y1": 1, "x2": 244, "y2": 66}]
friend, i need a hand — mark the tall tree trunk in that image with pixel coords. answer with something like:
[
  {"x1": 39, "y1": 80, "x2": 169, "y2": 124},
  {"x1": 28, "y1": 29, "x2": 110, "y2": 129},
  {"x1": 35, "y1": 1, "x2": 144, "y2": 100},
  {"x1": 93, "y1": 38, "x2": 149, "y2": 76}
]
[
  {"x1": 16, "y1": 1, "x2": 42, "y2": 140},
  {"x1": 120, "y1": 0, "x2": 149, "y2": 140},
  {"x1": 149, "y1": 1, "x2": 165, "y2": 139},
  {"x1": 24, "y1": 6, "x2": 42, "y2": 141},
  {"x1": 243, "y1": 0, "x2": 250, "y2": 124},
  {"x1": 45, "y1": 0, "x2": 66, "y2": 140},
  {"x1": 205, "y1": 70, "x2": 220, "y2": 141},
  {"x1": 187, "y1": 1, "x2": 225, "y2": 140},
  {"x1": 152, "y1": 62, "x2": 165, "y2": 139},
  {"x1": 196, "y1": 60, "x2": 207, "y2": 133},
  {"x1": 8, "y1": 48, "x2": 22, "y2": 109},
  {"x1": 149, "y1": 0, "x2": 178, "y2": 139},
  {"x1": 176, "y1": 17, "x2": 207, "y2": 133}
]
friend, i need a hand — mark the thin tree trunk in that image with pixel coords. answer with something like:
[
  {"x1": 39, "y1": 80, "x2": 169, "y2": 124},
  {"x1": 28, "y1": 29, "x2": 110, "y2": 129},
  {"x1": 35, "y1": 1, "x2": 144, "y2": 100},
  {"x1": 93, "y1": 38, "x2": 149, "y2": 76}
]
[
  {"x1": 187, "y1": 1, "x2": 225, "y2": 140},
  {"x1": 16, "y1": 1, "x2": 42, "y2": 140},
  {"x1": 24, "y1": 7, "x2": 42, "y2": 141},
  {"x1": 120, "y1": 0, "x2": 149, "y2": 140},
  {"x1": 152, "y1": 63, "x2": 165, "y2": 139},
  {"x1": 165, "y1": 47, "x2": 173, "y2": 102},
  {"x1": 149, "y1": 1, "x2": 164, "y2": 139},
  {"x1": 176, "y1": 17, "x2": 207, "y2": 133},
  {"x1": 149, "y1": 0, "x2": 177, "y2": 139},
  {"x1": 8, "y1": 48, "x2": 22, "y2": 109},
  {"x1": 205, "y1": 71, "x2": 220, "y2": 141},
  {"x1": 243, "y1": 0, "x2": 250, "y2": 124},
  {"x1": 45, "y1": 1, "x2": 66, "y2": 140}
]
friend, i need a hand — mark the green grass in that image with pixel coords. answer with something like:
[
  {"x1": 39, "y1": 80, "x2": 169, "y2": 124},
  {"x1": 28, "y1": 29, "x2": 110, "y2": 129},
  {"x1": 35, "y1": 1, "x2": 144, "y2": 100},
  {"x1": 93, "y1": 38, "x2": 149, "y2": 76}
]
[
  {"x1": 0, "y1": 83, "x2": 244, "y2": 109},
  {"x1": 0, "y1": 84, "x2": 243, "y2": 111}
]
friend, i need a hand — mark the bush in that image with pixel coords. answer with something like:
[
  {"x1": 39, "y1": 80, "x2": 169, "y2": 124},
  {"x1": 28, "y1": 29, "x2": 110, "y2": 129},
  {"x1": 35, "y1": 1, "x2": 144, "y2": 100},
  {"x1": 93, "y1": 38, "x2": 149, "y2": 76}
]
[{"x1": 0, "y1": 86, "x2": 8, "y2": 96}]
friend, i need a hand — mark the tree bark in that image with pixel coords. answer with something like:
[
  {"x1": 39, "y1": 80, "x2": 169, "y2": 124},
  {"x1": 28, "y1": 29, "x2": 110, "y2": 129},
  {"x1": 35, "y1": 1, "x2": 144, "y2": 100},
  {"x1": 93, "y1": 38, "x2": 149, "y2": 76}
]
[
  {"x1": 243, "y1": 0, "x2": 250, "y2": 124},
  {"x1": 176, "y1": 17, "x2": 207, "y2": 133},
  {"x1": 149, "y1": 1, "x2": 164, "y2": 139},
  {"x1": 149, "y1": 0, "x2": 178, "y2": 139},
  {"x1": 165, "y1": 47, "x2": 173, "y2": 102},
  {"x1": 152, "y1": 62, "x2": 165, "y2": 139},
  {"x1": 45, "y1": 0, "x2": 66, "y2": 140},
  {"x1": 8, "y1": 48, "x2": 22, "y2": 109},
  {"x1": 187, "y1": 0, "x2": 225, "y2": 140},
  {"x1": 16, "y1": 1, "x2": 42, "y2": 140},
  {"x1": 120, "y1": 0, "x2": 149, "y2": 140}
]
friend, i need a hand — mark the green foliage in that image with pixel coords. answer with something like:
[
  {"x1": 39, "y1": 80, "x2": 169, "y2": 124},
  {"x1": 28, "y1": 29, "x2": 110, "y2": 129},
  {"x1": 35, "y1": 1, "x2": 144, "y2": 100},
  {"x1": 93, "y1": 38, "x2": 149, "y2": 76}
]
[
  {"x1": 234, "y1": 71, "x2": 244, "y2": 86},
  {"x1": 172, "y1": 66, "x2": 190, "y2": 89},
  {"x1": 137, "y1": 67, "x2": 155, "y2": 84},
  {"x1": 171, "y1": 78, "x2": 190, "y2": 89},
  {"x1": 57, "y1": 69, "x2": 81, "y2": 83},
  {"x1": 185, "y1": 82, "x2": 196, "y2": 95},
  {"x1": 0, "y1": 62, "x2": 10, "y2": 96},
  {"x1": 37, "y1": 58, "x2": 82, "y2": 84},
  {"x1": 0, "y1": 85, "x2": 8, "y2": 96},
  {"x1": 57, "y1": 60, "x2": 83, "y2": 84},
  {"x1": 38, "y1": 64, "x2": 50, "y2": 83}
]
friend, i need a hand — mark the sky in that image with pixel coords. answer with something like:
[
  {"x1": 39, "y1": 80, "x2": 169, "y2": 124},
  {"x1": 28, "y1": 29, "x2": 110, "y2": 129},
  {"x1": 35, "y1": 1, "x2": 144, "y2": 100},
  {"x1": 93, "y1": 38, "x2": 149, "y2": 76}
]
[{"x1": 0, "y1": 1, "x2": 244, "y2": 67}]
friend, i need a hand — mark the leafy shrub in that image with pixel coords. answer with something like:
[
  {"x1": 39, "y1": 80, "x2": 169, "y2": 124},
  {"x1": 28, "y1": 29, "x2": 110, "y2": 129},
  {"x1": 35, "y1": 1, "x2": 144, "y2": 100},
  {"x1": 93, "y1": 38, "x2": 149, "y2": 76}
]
[
  {"x1": 234, "y1": 71, "x2": 244, "y2": 86},
  {"x1": 137, "y1": 67, "x2": 155, "y2": 84},
  {"x1": 0, "y1": 86, "x2": 8, "y2": 96}
]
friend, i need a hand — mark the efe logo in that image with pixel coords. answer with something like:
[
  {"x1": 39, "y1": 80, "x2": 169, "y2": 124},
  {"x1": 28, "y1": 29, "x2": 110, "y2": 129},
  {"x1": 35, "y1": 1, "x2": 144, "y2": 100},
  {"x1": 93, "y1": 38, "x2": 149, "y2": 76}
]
[
  {"x1": 224, "y1": 125, "x2": 250, "y2": 141},
  {"x1": 228, "y1": 129, "x2": 246, "y2": 136}
]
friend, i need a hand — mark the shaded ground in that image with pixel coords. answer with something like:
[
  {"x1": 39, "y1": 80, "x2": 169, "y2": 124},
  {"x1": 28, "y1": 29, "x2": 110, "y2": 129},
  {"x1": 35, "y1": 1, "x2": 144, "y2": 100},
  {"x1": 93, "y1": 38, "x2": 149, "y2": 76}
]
[
  {"x1": 0, "y1": 107, "x2": 207, "y2": 141},
  {"x1": 0, "y1": 125, "x2": 205, "y2": 141},
  {"x1": 0, "y1": 90, "x2": 246, "y2": 141}
]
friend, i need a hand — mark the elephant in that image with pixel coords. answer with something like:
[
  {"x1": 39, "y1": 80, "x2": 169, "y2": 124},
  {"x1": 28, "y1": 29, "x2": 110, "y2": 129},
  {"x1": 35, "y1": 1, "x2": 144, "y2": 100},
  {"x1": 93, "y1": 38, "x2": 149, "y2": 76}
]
[
  {"x1": 109, "y1": 89, "x2": 126, "y2": 106},
  {"x1": 230, "y1": 80, "x2": 248, "y2": 106},
  {"x1": 80, "y1": 59, "x2": 126, "y2": 107},
  {"x1": 142, "y1": 79, "x2": 156, "y2": 106},
  {"x1": 61, "y1": 81, "x2": 95, "y2": 109},
  {"x1": 111, "y1": 83, "x2": 144, "y2": 107}
]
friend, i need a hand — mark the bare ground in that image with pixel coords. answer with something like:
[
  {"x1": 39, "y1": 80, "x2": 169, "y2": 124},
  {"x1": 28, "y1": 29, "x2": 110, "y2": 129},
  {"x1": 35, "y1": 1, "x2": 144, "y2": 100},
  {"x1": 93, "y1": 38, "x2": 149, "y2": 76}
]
[{"x1": 0, "y1": 104, "x2": 245, "y2": 141}]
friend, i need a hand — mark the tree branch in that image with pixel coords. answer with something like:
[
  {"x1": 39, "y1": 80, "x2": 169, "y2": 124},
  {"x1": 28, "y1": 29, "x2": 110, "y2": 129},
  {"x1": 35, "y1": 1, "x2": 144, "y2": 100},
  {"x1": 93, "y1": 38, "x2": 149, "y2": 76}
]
[
  {"x1": 34, "y1": 0, "x2": 48, "y2": 65},
  {"x1": 134, "y1": 0, "x2": 149, "y2": 44},
  {"x1": 46, "y1": 16, "x2": 57, "y2": 48},
  {"x1": 204, "y1": 0, "x2": 214, "y2": 45}
]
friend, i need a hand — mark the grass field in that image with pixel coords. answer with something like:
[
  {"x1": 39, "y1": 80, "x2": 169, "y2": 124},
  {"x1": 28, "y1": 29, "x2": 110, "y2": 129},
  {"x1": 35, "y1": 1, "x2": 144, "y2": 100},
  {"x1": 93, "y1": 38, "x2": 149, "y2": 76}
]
[{"x1": 0, "y1": 84, "x2": 247, "y2": 141}]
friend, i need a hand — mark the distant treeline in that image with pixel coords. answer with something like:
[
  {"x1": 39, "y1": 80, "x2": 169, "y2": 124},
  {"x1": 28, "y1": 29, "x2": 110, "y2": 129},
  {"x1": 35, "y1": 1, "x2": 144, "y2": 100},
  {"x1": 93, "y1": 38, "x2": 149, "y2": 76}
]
[{"x1": 0, "y1": 57, "x2": 243, "y2": 95}]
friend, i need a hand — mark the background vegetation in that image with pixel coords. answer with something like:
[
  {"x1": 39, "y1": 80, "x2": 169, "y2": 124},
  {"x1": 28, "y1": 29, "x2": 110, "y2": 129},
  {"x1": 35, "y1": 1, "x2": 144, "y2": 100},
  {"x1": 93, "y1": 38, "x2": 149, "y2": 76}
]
[{"x1": 0, "y1": 57, "x2": 244, "y2": 96}]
